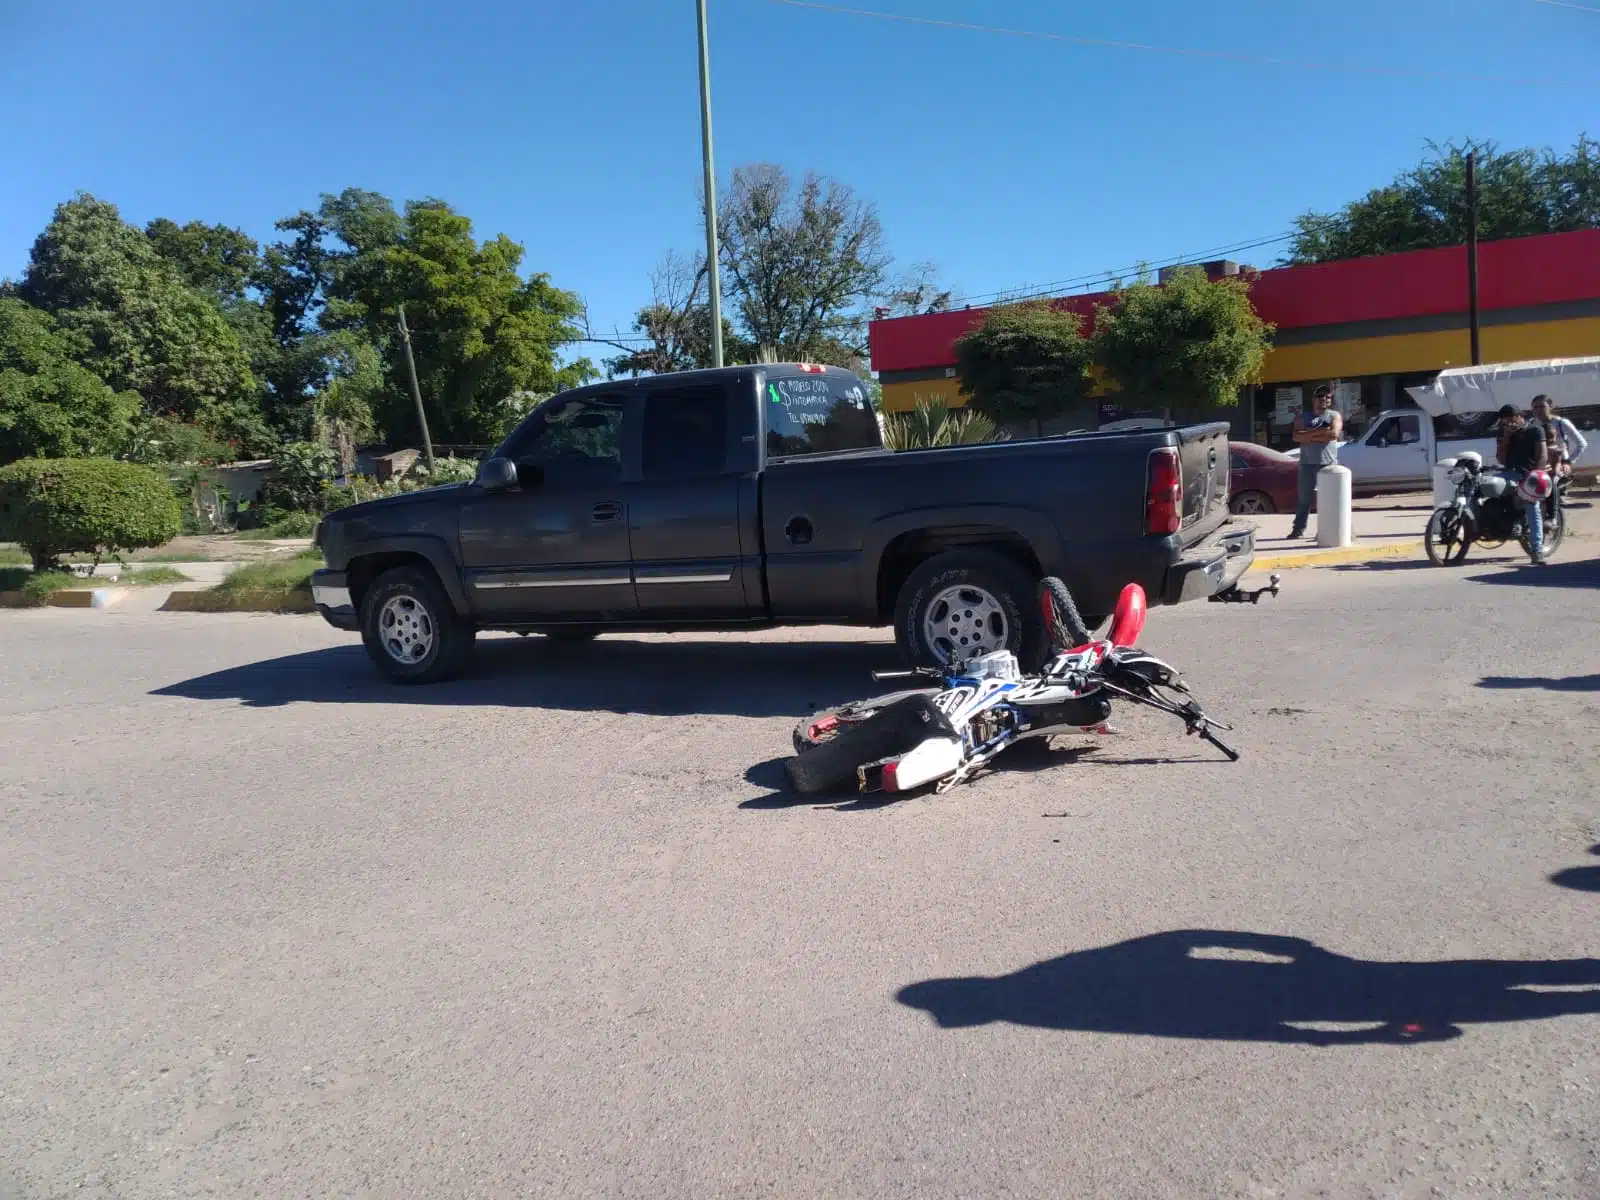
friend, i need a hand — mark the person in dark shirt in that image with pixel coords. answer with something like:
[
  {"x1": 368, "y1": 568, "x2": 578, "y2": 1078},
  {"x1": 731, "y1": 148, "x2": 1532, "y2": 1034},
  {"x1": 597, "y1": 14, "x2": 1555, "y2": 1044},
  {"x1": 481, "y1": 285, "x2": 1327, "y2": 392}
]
[{"x1": 1496, "y1": 404, "x2": 1550, "y2": 564}]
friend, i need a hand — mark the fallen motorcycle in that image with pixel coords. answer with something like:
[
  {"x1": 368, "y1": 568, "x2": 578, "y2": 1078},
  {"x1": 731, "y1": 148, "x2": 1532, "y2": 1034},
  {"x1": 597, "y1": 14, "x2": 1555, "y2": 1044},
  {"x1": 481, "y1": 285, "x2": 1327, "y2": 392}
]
[{"x1": 786, "y1": 575, "x2": 1258, "y2": 796}]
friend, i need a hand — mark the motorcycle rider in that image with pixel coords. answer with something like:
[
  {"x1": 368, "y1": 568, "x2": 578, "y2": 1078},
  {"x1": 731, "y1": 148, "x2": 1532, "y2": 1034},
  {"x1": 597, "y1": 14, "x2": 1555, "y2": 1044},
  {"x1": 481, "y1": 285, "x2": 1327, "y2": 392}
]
[
  {"x1": 1496, "y1": 404, "x2": 1550, "y2": 565},
  {"x1": 1529, "y1": 394, "x2": 1587, "y2": 481}
]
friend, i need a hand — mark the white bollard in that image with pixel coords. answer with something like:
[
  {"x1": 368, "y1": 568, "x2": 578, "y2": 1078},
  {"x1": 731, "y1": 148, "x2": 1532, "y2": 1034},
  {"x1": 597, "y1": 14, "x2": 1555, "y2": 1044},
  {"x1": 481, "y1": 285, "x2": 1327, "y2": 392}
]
[
  {"x1": 1316, "y1": 465, "x2": 1353, "y2": 548},
  {"x1": 1432, "y1": 458, "x2": 1458, "y2": 509}
]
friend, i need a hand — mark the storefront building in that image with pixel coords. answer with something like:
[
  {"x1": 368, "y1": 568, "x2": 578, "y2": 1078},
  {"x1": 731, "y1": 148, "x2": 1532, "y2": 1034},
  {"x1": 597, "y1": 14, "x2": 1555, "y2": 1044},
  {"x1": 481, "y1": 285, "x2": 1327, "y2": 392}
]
[{"x1": 867, "y1": 229, "x2": 1600, "y2": 448}]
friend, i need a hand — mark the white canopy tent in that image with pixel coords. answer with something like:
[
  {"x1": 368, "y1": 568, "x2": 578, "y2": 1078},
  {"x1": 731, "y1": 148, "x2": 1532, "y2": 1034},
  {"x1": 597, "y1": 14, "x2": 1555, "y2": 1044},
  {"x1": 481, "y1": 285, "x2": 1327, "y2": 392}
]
[{"x1": 1405, "y1": 356, "x2": 1600, "y2": 418}]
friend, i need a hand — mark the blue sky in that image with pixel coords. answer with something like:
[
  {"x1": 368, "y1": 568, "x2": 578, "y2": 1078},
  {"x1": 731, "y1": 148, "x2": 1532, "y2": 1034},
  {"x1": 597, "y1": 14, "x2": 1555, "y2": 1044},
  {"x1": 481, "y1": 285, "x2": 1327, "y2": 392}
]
[{"x1": 3, "y1": 0, "x2": 1596, "y2": 361}]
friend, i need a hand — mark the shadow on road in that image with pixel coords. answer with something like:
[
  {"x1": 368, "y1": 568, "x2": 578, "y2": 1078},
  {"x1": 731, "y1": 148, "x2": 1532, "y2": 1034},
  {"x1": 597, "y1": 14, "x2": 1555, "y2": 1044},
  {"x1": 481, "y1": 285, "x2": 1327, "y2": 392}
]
[
  {"x1": 1478, "y1": 673, "x2": 1600, "y2": 693},
  {"x1": 1551, "y1": 867, "x2": 1600, "y2": 893},
  {"x1": 152, "y1": 636, "x2": 894, "y2": 718},
  {"x1": 1466, "y1": 557, "x2": 1600, "y2": 590},
  {"x1": 896, "y1": 929, "x2": 1600, "y2": 1044}
]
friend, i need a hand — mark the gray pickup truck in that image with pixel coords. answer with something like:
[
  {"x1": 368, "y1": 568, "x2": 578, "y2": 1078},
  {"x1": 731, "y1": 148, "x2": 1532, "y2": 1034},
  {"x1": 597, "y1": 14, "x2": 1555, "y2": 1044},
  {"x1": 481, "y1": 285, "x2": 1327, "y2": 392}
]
[{"x1": 311, "y1": 363, "x2": 1254, "y2": 682}]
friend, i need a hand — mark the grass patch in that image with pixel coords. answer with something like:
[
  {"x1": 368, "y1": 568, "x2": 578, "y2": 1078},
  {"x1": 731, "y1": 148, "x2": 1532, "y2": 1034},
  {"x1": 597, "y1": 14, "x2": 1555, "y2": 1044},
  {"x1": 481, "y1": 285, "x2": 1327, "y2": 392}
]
[
  {"x1": 215, "y1": 558, "x2": 318, "y2": 595},
  {"x1": 181, "y1": 557, "x2": 320, "y2": 613},
  {"x1": 0, "y1": 545, "x2": 28, "y2": 566},
  {"x1": 0, "y1": 568, "x2": 82, "y2": 603},
  {"x1": 0, "y1": 564, "x2": 190, "y2": 601}
]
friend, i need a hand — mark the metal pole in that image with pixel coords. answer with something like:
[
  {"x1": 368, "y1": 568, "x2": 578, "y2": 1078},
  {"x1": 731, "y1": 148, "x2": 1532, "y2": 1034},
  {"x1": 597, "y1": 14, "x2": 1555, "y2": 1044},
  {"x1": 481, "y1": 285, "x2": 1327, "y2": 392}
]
[
  {"x1": 696, "y1": 0, "x2": 725, "y2": 368},
  {"x1": 396, "y1": 303, "x2": 437, "y2": 472},
  {"x1": 1466, "y1": 151, "x2": 1482, "y2": 366}
]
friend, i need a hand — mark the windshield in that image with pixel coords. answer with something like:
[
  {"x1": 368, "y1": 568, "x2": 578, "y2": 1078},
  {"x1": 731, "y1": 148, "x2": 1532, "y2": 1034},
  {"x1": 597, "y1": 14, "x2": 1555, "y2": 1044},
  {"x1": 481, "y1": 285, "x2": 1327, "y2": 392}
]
[{"x1": 763, "y1": 372, "x2": 880, "y2": 458}]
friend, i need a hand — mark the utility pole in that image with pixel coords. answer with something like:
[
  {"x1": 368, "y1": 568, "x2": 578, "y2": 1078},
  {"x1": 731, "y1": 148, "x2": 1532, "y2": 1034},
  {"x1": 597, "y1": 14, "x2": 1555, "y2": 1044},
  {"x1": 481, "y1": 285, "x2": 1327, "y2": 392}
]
[
  {"x1": 696, "y1": 0, "x2": 725, "y2": 368},
  {"x1": 396, "y1": 303, "x2": 437, "y2": 472},
  {"x1": 1466, "y1": 151, "x2": 1482, "y2": 366}
]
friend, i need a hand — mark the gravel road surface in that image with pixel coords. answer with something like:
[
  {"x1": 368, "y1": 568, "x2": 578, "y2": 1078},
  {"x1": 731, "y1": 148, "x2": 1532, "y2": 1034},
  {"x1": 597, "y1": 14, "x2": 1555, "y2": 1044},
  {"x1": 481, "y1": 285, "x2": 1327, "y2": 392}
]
[{"x1": 2, "y1": 547, "x2": 1597, "y2": 1198}]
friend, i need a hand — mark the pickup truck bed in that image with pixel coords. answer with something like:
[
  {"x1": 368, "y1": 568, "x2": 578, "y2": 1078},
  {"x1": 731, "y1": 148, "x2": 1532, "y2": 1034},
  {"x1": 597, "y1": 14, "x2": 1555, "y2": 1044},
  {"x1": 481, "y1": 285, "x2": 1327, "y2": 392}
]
[{"x1": 311, "y1": 364, "x2": 1255, "y2": 682}]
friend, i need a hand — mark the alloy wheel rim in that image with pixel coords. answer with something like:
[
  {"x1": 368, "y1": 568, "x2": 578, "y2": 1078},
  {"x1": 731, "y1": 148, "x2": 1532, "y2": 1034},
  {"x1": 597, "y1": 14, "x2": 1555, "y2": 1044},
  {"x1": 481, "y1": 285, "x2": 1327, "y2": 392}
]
[
  {"x1": 378, "y1": 595, "x2": 436, "y2": 664},
  {"x1": 923, "y1": 585, "x2": 1009, "y2": 663}
]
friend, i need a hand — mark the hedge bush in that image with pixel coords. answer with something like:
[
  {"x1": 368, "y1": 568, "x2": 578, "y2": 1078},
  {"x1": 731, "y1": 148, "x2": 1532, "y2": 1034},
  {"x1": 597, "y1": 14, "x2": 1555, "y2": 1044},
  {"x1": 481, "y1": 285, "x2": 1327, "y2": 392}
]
[{"x1": 0, "y1": 458, "x2": 183, "y2": 569}]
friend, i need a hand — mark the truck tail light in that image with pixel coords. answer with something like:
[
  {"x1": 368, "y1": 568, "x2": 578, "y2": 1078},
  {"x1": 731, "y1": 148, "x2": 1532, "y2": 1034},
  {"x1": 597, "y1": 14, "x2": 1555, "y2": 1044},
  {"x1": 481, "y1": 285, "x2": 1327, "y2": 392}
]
[{"x1": 1145, "y1": 447, "x2": 1182, "y2": 536}]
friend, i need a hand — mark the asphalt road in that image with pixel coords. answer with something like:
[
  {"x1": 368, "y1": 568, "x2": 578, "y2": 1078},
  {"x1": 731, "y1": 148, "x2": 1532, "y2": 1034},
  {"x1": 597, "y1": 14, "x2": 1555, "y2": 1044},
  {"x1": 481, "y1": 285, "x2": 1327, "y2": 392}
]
[{"x1": 2, "y1": 546, "x2": 1598, "y2": 1199}]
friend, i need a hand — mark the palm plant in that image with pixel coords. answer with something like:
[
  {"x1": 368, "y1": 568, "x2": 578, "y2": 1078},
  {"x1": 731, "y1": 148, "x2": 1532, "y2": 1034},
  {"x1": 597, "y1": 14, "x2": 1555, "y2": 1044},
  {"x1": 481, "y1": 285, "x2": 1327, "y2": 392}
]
[{"x1": 881, "y1": 394, "x2": 1004, "y2": 450}]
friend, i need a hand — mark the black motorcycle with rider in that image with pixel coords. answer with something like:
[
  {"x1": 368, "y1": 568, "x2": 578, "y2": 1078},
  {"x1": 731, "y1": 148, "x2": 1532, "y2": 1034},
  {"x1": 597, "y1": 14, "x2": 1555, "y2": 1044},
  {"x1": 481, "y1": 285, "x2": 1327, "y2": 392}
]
[{"x1": 1425, "y1": 404, "x2": 1561, "y2": 567}]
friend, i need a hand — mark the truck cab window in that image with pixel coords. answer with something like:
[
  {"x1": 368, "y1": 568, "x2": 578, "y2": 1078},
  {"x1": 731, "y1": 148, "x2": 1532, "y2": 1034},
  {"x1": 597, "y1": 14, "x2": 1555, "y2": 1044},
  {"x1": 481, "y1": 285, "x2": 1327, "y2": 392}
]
[
  {"x1": 642, "y1": 387, "x2": 728, "y2": 478},
  {"x1": 1370, "y1": 414, "x2": 1420, "y2": 447},
  {"x1": 499, "y1": 395, "x2": 623, "y2": 484},
  {"x1": 763, "y1": 373, "x2": 880, "y2": 458}
]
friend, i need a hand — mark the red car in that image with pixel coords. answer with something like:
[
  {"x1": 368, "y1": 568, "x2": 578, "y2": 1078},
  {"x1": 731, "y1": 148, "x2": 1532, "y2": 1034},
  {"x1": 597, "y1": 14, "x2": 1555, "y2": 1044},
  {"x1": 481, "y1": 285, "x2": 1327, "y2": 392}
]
[{"x1": 1228, "y1": 442, "x2": 1303, "y2": 515}]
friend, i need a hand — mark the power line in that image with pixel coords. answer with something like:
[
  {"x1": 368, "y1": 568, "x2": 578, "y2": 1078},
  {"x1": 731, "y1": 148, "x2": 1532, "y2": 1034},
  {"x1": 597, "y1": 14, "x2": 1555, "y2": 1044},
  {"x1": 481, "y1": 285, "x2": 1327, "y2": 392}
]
[
  {"x1": 1532, "y1": 0, "x2": 1600, "y2": 12},
  {"x1": 945, "y1": 231, "x2": 1297, "y2": 309},
  {"x1": 769, "y1": 0, "x2": 1600, "y2": 89}
]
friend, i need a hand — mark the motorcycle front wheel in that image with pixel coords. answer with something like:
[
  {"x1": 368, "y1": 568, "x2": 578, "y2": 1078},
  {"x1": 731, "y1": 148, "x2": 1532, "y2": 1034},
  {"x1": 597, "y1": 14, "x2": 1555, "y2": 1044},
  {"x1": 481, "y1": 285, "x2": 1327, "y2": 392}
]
[{"x1": 1424, "y1": 507, "x2": 1471, "y2": 566}]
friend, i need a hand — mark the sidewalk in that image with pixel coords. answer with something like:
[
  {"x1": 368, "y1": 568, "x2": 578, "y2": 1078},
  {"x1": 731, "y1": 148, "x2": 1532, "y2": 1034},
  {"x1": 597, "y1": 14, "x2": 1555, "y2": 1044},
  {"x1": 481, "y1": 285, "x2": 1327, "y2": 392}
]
[
  {"x1": 1246, "y1": 508, "x2": 1426, "y2": 571},
  {"x1": 1242, "y1": 492, "x2": 1596, "y2": 573}
]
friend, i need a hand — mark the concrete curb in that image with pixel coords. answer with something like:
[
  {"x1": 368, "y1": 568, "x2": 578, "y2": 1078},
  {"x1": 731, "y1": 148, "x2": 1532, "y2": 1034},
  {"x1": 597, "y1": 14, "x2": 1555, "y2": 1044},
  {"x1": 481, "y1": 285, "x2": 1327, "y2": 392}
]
[
  {"x1": 1250, "y1": 540, "x2": 1424, "y2": 572},
  {"x1": 160, "y1": 588, "x2": 315, "y2": 614},
  {"x1": 0, "y1": 587, "x2": 125, "y2": 609}
]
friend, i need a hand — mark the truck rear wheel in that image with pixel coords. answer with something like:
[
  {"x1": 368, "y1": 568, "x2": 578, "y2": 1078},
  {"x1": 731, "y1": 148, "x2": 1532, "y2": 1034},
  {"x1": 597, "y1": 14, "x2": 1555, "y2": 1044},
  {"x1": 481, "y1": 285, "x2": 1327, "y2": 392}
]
[
  {"x1": 892, "y1": 549, "x2": 1044, "y2": 670},
  {"x1": 360, "y1": 565, "x2": 476, "y2": 684}
]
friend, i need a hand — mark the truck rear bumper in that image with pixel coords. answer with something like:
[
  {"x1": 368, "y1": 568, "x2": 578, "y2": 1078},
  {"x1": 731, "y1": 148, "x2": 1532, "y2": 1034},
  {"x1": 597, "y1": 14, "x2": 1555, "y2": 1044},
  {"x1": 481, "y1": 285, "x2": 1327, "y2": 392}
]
[
  {"x1": 1162, "y1": 522, "x2": 1255, "y2": 606},
  {"x1": 311, "y1": 569, "x2": 360, "y2": 631}
]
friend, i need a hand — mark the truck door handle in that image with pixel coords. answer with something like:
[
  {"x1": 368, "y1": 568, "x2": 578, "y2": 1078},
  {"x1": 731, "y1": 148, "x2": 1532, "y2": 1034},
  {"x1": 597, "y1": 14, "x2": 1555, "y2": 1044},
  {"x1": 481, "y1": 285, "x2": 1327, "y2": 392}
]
[
  {"x1": 784, "y1": 515, "x2": 814, "y2": 546},
  {"x1": 592, "y1": 502, "x2": 623, "y2": 523}
]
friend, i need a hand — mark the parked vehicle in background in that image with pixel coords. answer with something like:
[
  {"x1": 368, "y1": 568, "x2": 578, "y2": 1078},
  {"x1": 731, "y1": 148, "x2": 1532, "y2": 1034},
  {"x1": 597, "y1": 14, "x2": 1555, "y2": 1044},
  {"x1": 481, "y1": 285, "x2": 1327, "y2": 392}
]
[
  {"x1": 1290, "y1": 358, "x2": 1600, "y2": 494},
  {"x1": 1228, "y1": 442, "x2": 1301, "y2": 514},
  {"x1": 309, "y1": 364, "x2": 1256, "y2": 683}
]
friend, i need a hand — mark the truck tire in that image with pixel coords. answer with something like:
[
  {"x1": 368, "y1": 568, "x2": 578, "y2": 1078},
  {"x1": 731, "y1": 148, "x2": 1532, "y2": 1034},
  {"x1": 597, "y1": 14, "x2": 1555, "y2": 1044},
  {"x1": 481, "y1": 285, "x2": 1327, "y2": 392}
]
[
  {"x1": 360, "y1": 565, "x2": 476, "y2": 684},
  {"x1": 893, "y1": 549, "x2": 1044, "y2": 670}
]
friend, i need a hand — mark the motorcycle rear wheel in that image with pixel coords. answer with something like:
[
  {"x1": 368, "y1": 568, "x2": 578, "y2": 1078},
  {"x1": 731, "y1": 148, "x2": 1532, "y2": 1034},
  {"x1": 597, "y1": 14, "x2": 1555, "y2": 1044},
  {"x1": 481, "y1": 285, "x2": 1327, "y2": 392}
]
[
  {"x1": 792, "y1": 689, "x2": 937, "y2": 754},
  {"x1": 1521, "y1": 501, "x2": 1565, "y2": 559},
  {"x1": 785, "y1": 697, "x2": 947, "y2": 796},
  {"x1": 1424, "y1": 508, "x2": 1471, "y2": 566}
]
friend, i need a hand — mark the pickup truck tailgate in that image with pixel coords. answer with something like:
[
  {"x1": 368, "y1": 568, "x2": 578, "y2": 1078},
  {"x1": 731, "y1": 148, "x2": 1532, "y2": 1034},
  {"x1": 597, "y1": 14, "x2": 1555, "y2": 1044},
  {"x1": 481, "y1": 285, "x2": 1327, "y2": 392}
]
[{"x1": 1177, "y1": 423, "x2": 1232, "y2": 540}]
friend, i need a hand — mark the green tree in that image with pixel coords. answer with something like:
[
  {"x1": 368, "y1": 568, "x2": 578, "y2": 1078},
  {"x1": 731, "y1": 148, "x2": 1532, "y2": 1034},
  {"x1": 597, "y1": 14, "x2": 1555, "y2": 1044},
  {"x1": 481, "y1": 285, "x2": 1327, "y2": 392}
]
[
  {"x1": 715, "y1": 164, "x2": 892, "y2": 365},
  {"x1": 145, "y1": 218, "x2": 261, "y2": 303},
  {"x1": 1288, "y1": 136, "x2": 1600, "y2": 264},
  {"x1": 319, "y1": 190, "x2": 591, "y2": 443},
  {"x1": 253, "y1": 210, "x2": 343, "y2": 435},
  {"x1": 17, "y1": 195, "x2": 265, "y2": 451},
  {"x1": 953, "y1": 301, "x2": 1095, "y2": 438},
  {"x1": 0, "y1": 458, "x2": 182, "y2": 569},
  {"x1": 0, "y1": 298, "x2": 140, "y2": 463},
  {"x1": 1093, "y1": 267, "x2": 1273, "y2": 415}
]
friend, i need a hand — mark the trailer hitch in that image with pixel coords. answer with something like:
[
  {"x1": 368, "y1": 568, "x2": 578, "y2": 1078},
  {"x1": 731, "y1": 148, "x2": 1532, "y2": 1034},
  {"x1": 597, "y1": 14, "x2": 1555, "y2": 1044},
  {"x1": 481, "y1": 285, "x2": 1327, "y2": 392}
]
[{"x1": 1209, "y1": 573, "x2": 1282, "y2": 605}]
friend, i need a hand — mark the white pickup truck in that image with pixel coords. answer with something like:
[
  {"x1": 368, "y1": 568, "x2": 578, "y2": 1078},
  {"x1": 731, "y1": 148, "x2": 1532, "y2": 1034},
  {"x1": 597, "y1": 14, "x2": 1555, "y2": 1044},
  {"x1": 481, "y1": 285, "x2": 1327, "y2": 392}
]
[{"x1": 1291, "y1": 406, "x2": 1599, "y2": 492}]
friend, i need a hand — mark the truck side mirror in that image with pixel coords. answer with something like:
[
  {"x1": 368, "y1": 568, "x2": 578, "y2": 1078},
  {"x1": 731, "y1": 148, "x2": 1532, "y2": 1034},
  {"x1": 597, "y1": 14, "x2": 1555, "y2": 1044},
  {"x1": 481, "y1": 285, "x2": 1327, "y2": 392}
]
[{"x1": 475, "y1": 456, "x2": 520, "y2": 492}]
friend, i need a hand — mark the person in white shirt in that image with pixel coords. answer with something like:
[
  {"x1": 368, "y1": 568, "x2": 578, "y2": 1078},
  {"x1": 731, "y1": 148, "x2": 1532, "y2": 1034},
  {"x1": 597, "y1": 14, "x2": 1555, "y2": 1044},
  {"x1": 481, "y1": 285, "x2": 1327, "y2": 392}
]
[{"x1": 1530, "y1": 394, "x2": 1588, "y2": 478}]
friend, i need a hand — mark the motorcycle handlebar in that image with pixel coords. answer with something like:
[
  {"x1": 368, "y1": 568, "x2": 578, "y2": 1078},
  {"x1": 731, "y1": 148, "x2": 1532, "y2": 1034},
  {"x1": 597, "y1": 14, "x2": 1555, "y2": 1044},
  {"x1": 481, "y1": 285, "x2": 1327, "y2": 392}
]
[{"x1": 871, "y1": 667, "x2": 941, "y2": 683}]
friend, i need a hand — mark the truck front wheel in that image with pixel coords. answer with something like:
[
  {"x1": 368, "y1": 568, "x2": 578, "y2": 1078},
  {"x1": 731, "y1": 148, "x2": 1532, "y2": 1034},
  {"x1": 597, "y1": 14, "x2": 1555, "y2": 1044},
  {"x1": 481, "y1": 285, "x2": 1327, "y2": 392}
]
[
  {"x1": 360, "y1": 565, "x2": 476, "y2": 684},
  {"x1": 892, "y1": 549, "x2": 1044, "y2": 669}
]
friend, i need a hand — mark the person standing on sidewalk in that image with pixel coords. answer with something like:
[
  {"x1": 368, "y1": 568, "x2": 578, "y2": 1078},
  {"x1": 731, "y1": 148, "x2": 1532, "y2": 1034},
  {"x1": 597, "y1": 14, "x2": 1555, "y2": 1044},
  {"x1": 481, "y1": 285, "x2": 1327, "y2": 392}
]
[
  {"x1": 1496, "y1": 404, "x2": 1550, "y2": 565},
  {"x1": 1288, "y1": 385, "x2": 1342, "y2": 539}
]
